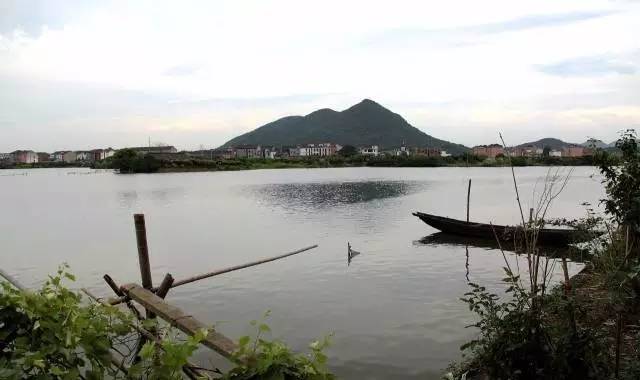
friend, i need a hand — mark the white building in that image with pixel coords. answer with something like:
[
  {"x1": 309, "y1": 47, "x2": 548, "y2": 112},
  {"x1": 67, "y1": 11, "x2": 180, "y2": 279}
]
[
  {"x1": 550, "y1": 150, "x2": 562, "y2": 157},
  {"x1": 440, "y1": 150, "x2": 452, "y2": 157},
  {"x1": 75, "y1": 151, "x2": 92, "y2": 161},
  {"x1": 299, "y1": 143, "x2": 338, "y2": 157},
  {"x1": 394, "y1": 145, "x2": 410, "y2": 156},
  {"x1": 359, "y1": 145, "x2": 379, "y2": 156}
]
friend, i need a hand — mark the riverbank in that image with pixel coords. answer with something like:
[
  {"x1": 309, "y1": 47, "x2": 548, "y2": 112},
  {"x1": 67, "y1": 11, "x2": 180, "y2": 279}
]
[
  {"x1": 2, "y1": 153, "x2": 599, "y2": 173},
  {"x1": 126, "y1": 154, "x2": 599, "y2": 173}
]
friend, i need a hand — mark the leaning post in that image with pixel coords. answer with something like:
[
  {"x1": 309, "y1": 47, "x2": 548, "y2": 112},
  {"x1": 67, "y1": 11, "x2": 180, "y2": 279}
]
[{"x1": 134, "y1": 214, "x2": 155, "y2": 318}]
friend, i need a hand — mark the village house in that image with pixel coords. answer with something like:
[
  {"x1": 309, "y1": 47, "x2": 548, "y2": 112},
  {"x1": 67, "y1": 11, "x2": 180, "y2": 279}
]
[
  {"x1": 50, "y1": 151, "x2": 68, "y2": 162},
  {"x1": 359, "y1": 145, "x2": 379, "y2": 156},
  {"x1": 550, "y1": 150, "x2": 562, "y2": 157},
  {"x1": 393, "y1": 144, "x2": 410, "y2": 157},
  {"x1": 63, "y1": 151, "x2": 77, "y2": 163},
  {"x1": 0, "y1": 153, "x2": 13, "y2": 162},
  {"x1": 299, "y1": 143, "x2": 339, "y2": 157},
  {"x1": 75, "y1": 151, "x2": 93, "y2": 162},
  {"x1": 440, "y1": 150, "x2": 452, "y2": 157},
  {"x1": 130, "y1": 146, "x2": 178, "y2": 155},
  {"x1": 412, "y1": 147, "x2": 442, "y2": 157},
  {"x1": 234, "y1": 145, "x2": 263, "y2": 158},
  {"x1": 210, "y1": 148, "x2": 236, "y2": 159},
  {"x1": 37, "y1": 152, "x2": 50, "y2": 162},
  {"x1": 263, "y1": 147, "x2": 277, "y2": 159},
  {"x1": 11, "y1": 150, "x2": 39, "y2": 164},
  {"x1": 288, "y1": 147, "x2": 301, "y2": 157},
  {"x1": 472, "y1": 144, "x2": 504, "y2": 158},
  {"x1": 92, "y1": 148, "x2": 116, "y2": 161},
  {"x1": 562, "y1": 145, "x2": 590, "y2": 157}
]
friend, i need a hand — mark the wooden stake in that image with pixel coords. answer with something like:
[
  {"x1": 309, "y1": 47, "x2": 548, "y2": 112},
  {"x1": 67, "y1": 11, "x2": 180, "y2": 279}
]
[
  {"x1": 156, "y1": 273, "x2": 174, "y2": 299},
  {"x1": 561, "y1": 257, "x2": 571, "y2": 294},
  {"x1": 615, "y1": 312, "x2": 622, "y2": 379},
  {"x1": 104, "y1": 274, "x2": 124, "y2": 296},
  {"x1": 466, "y1": 179, "x2": 471, "y2": 222},
  {"x1": 134, "y1": 214, "x2": 153, "y2": 291}
]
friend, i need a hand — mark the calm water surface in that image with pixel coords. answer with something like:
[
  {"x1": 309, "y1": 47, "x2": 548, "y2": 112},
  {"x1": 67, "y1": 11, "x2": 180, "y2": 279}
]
[{"x1": 0, "y1": 167, "x2": 604, "y2": 379}]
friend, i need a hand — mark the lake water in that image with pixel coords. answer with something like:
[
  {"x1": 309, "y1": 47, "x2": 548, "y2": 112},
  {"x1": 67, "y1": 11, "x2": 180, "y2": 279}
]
[{"x1": 0, "y1": 166, "x2": 604, "y2": 378}]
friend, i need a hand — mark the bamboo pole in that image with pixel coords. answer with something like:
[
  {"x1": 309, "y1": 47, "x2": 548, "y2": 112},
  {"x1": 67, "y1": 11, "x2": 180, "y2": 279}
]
[
  {"x1": 0, "y1": 269, "x2": 25, "y2": 291},
  {"x1": 169, "y1": 244, "x2": 318, "y2": 289},
  {"x1": 466, "y1": 179, "x2": 471, "y2": 222}
]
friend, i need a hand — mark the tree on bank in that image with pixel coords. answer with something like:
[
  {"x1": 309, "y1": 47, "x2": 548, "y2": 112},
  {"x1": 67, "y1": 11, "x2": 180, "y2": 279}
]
[
  {"x1": 111, "y1": 149, "x2": 161, "y2": 173},
  {"x1": 339, "y1": 145, "x2": 358, "y2": 157}
]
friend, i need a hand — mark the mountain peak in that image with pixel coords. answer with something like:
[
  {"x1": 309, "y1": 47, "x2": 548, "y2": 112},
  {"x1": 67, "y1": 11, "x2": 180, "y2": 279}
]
[
  {"x1": 345, "y1": 99, "x2": 393, "y2": 115},
  {"x1": 220, "y1": 99, "x2": 468, "y2": 154}
]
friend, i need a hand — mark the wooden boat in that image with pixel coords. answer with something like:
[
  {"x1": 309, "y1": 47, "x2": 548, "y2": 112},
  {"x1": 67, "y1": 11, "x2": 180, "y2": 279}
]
[{"x1": 412, "y1": 212, "x2": 590, "y2": 246}]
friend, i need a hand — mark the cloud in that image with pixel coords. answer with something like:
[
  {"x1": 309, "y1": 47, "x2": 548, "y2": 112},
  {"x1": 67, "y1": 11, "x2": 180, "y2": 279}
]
[
  {"x1": 363, "y1": 10, "x2": 616, "y2": 48},
  {"x1": 0, "y1": 0, "x2": 99, "y2": 36},
  {"x1": 536, "y1": 51, "x2": 639, "y2": 77},
  {"x1": 473, "y1": 11, "x2": 616, "y2": 34},
  {"x1": 162, "y1": 63, "x2": 203, "y2": 77}
]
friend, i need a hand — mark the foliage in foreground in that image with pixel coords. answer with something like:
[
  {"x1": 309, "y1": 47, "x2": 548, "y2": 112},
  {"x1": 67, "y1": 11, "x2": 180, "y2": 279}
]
[
  {"x1": 448, "y1": 130, "x2": 640, "y2": 379},
  {"x1": 0, "y1": 266, "x2": 334, "y2": 379},
  {"x1": 222, "y1": 311, "x2": 335, "y2": 380}
]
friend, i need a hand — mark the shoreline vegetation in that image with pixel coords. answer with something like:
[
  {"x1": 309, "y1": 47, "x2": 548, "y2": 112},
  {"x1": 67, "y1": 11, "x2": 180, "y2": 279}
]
[
  {"x1": 447, "y1": 130, "x2": 640, "y2": 379},
  {"x1": 2, "y1": 151, "x2": 601, "y2": 174}
]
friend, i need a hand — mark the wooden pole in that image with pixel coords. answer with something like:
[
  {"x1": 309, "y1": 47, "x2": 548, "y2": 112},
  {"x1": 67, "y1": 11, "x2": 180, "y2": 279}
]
[
  {"x1": 103, "y1": 274, "x2": 142, "y2": 320},
  {"x1": 122, "y1": 283, "x2": 239, "y2": 360},
  {"x1": 170, "y1": 244, "x2": 318, "y2": 289},
  {"x1": 0, "y1": 269, "x2": 25, "y2": 291},
  {"x1": 615, "y1": 312, "x2": 622, "y2": 379},
  {"x1": 104, "y1": 274, "x2": 124, "y2": 296},
  {"x1": 466, "y1": 179, "x2": 471, "y2": 222},
  {"x1": 134, "y1": 214, "x2": 154, "y2": 318},
  {"x1": 134, "y1": 214, "x2": 153, "y2": 290},
  {"x1": 156, "y1": 273, "x2": 174, "y2": 299}
]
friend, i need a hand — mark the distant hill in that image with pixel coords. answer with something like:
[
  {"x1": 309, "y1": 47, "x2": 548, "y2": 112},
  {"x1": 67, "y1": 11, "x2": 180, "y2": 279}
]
[
  {"x1": 517, "y1": 138, "x2": 577, "y2": 150},
  {"x1": 580, "y1": 139, "x2": 609, "y2": 149},
  {"x1": 220, "y1": 99, "x2": 468, "y2": 154}
]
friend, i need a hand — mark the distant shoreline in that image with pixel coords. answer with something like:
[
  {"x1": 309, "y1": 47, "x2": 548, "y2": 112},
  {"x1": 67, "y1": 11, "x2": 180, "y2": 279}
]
[{"x1": 1, "y1": 155, "x2": 599, "y2": 173}]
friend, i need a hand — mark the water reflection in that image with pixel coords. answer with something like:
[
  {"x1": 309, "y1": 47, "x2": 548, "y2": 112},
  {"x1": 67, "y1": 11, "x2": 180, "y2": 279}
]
[
  {"x1": 118, "y1": 191, "x2": 138, "y2": 208},
  {"x1": 415, "y1": 232, "x2": 585, "y2": 260},
  {"x1": 246, "y1": 180, "x2": 428, "y2": 210}
]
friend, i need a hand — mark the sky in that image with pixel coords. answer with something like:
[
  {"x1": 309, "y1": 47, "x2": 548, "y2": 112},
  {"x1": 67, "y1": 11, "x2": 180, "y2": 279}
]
[{"x1": 0, "y1": 0, "x2": 638, "y2": 152}]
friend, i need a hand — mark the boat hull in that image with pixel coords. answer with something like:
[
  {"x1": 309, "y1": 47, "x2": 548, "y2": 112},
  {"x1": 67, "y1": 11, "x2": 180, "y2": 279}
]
[{"x1": 412, "y1": 212, "x2": 585, "y2": 246}]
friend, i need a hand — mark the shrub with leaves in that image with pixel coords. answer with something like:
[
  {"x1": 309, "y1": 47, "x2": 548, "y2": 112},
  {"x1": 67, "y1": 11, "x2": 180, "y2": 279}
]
[
  {"x1": 223, "y1": 311, "x2": 335, "y2": 380},
  {"x1": 456, "y1": 269, "x2": 609, "y2": 380},
  {"x1": 1, "y1": 267, "x2": 335, "y2": 379},
  {"x1": 0, "y1": 264, "x2": 131, "y2": 378}
]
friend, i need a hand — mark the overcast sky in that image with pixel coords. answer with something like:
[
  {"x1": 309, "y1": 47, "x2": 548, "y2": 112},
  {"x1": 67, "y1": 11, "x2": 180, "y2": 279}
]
[{"x1": 0, "y1": 0, "x2": 638, "y2": 151}]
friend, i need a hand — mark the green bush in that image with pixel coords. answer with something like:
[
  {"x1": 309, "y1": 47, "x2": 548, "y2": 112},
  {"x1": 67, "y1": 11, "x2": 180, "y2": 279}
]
[{"x1": 0, "y1": 266, "x2": 334, "y2": 379}]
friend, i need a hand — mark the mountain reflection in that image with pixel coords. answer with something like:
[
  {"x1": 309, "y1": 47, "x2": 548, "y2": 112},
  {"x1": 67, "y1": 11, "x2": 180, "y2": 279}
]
[{"x1": 246, "y1": 180, "x2": 427, "y2": 210}]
